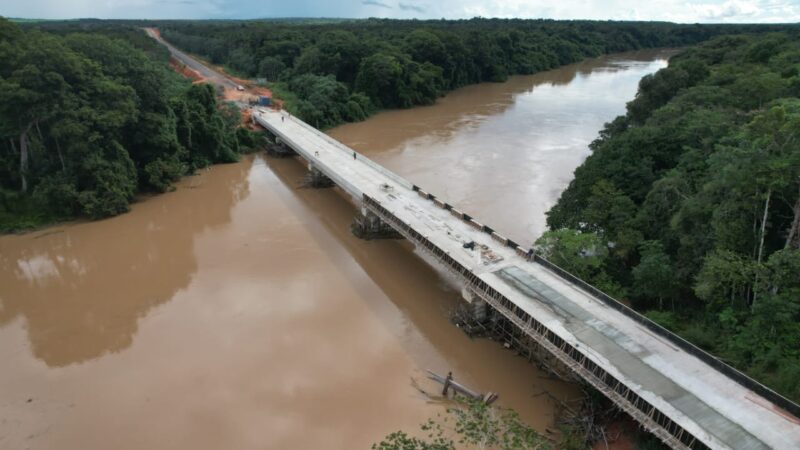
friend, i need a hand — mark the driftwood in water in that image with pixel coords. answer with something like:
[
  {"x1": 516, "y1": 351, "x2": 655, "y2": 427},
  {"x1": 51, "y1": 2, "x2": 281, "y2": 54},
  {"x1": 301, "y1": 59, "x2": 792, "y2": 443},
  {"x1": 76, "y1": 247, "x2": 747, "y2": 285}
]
[{"x1": 427, "y1": 370, "x2": 499, "y2": 405}]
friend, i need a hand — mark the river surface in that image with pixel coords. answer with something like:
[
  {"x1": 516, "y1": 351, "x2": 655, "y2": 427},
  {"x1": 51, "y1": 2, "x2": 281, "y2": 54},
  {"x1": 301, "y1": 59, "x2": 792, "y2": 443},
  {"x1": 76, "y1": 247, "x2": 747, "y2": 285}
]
[
  {"x1": 330, "y1": 49, "x2": 674, "y2": 243},
  {"x1": 0, "y1": 50, "x2": 671, "y2": 449}
]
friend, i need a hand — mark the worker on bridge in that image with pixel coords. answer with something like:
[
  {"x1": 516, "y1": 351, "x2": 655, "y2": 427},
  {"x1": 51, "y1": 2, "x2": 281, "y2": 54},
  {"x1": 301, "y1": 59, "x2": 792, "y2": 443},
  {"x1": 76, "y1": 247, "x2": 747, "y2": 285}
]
[{"x1": 353, "y1": 151, "x2": 357, "y2": 160}]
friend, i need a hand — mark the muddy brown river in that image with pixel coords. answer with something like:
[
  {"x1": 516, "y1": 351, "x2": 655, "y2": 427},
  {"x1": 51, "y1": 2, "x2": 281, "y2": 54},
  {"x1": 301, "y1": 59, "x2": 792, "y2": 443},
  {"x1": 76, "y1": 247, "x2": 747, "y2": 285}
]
[{"x1": 0, "y1": 50, "x2": 671, "y2": 449}]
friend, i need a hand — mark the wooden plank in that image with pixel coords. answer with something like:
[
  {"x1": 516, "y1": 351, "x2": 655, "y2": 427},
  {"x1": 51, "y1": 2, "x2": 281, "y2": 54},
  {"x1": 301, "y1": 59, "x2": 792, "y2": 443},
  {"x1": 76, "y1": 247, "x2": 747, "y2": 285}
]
[{"x1": 427, "y1": 370, "x2": 483, "y2": 400}]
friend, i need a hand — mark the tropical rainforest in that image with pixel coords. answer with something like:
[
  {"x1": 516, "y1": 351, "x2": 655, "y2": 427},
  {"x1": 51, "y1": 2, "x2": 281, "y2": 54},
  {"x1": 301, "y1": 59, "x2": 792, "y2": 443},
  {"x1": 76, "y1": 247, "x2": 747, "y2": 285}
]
[
  {"x1": 158, "y1": 19, "x2": 790, "y2": 128},
  {"x1": 0, "y1": 18, "x2": 255, "y2": 230},
  {"x1": 159, "y1": 18, "x2": 800, "y2": 404},
  {"x1": 538, "y1": 31, "x2": 800, "y2": 402},
  {"x1": 1, "y1": 16, "x2": 798, "y2": 406}
]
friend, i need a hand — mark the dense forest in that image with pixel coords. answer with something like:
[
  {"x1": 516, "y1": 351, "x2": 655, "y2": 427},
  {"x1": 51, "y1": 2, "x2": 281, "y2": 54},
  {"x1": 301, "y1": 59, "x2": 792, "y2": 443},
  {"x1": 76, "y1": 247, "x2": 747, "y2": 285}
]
[
  {"x1": 158, "y1": 19, "x2": 792, "y2": 129},
  {"x1": 156, "y1": 17, "x2": 800, "y2": 403},
  {"x1": 2, "y1": 19, "x2": 798, "y2": 404},
  {"x1": 0, "y1": 18, "x2": 256, "y2": 231},
  {"x1": 538, "y1": 32, "x2": 800, "y2": 402}
]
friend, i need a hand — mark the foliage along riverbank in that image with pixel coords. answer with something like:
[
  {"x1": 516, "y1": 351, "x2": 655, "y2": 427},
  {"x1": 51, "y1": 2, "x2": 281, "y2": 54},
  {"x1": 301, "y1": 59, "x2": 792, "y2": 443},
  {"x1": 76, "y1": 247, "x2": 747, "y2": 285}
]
[
  {"x1": 538, "y1": 31, "x2": 800, "y2": 402},
  {"x1": 0, "y1": 18, "x2": 261, "y2": 232},
  {"x1": 158, "y1": 19, "x2": 795, "y2": 130}
]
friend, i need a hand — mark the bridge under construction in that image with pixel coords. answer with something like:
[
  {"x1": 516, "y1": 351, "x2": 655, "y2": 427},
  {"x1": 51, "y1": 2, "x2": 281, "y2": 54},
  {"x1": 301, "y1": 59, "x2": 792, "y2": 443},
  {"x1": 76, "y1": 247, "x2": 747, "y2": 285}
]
[{"x1": 253, "y1": 107, "x2": 800, "y2": 450}]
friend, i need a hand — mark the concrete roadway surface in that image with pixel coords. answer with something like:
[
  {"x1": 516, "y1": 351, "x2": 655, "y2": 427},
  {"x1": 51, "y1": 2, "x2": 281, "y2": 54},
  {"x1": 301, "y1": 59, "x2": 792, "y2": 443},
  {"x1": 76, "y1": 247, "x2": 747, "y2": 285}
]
[
  {"x1": 254, "y1": 107, "x2": 800, "y2": 450},
  {"x1": 144, "y1": 28, "x2": 238, "y2": 91}
]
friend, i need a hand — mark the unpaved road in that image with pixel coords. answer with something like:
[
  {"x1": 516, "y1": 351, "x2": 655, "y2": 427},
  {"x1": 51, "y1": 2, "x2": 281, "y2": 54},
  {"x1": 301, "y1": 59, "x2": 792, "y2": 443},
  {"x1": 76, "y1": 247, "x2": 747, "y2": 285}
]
[{"x1": 144, "y1": 27, "x2": 238, "y2": 91}]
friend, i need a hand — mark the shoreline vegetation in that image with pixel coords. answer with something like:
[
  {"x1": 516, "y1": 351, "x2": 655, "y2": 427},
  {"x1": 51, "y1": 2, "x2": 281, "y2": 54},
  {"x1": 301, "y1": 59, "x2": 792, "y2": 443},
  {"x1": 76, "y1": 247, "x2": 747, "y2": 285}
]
[
  {"x1": 3, "y1": 10, "x2": 800, "y2": 405},
  {"x1": 3, "y1": 19, "x2": 796, "y2": 233},
  {"x1": 0, "y1": 18, "x2": 262, "y2": 233},
  {"x1": 539, "y1": 31, "x2": 800, "y2": 405},
  {"x1": 156, "y1": 19, "x2": 794, "y2": 130},
  {"x1": 2, "y1": 15, "x2": 799, "y2": 449}
]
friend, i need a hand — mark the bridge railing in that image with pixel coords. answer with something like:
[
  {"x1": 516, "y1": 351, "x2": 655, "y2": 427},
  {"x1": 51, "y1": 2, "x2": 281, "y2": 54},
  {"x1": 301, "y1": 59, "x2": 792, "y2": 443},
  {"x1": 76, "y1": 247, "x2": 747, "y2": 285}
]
[
  {"x1": 408, "y1": 180, "x2": 800, "y2": 420},
  {"x1": 362, "y1": 194, "x2": 704, "y2": 450},
  {"x1": 262, "y1": 108, "x2": 800, "y2": 420},
  {"x1": 530, "y1": 253, "x2": 800, "y2": 419}
]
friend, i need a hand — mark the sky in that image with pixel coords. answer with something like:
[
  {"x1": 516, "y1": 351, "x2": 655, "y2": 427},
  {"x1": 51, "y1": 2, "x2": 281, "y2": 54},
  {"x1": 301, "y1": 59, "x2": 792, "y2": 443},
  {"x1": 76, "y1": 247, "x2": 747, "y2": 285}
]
[{"x1": 1, "y1": 0, "x2": 799, "y2": 22}]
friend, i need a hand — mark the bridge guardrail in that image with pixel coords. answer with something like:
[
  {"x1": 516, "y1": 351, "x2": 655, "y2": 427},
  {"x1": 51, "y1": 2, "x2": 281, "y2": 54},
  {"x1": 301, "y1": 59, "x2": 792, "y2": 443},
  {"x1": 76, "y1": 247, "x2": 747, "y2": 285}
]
[
  {"x1": 406, "y1": 173, "x2": 800, "y2": 419},
  {"x1": 262, "y1": 109, "x2": 800, "y2": 419},
  {"x1": 530, "y1": 253, "x2": 800, "y2": 418},
  {"x1": 362, "y1": 193, "x2": 704, "y2": 450}
]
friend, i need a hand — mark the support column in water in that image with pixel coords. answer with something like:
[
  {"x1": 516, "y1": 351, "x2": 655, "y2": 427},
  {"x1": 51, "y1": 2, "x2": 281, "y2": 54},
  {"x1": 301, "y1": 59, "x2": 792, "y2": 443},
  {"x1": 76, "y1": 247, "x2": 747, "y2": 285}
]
[
  {"x1": 351, "y1": 207, "x2": 402, "y2": 240},
  {"x1": 305, "y1": 163, "x2": 334, "y2": 188},
  {"x1": 265, "y1": 135, "x2": 296, "y2": 157},
  {"x1": 461, "y1": 287, "x2": 488, "y2": 322}
]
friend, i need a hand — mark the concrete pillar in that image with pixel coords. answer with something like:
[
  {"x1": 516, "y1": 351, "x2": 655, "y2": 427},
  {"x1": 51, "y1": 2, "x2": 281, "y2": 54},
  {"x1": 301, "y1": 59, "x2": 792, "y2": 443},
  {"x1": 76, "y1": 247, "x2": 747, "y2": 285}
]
[
  {"x1": 305, "y1": 164, "x2": 334, "y2": 188},
  {"x1": 351, "y1": 208, "x2": 402, "y2": 240},
  {"x1": 462, "y1": 287, "x2": 488, "y2": 322},
  {"x1": 264, "y1": 136, "x2": 295, "y2": 157}
]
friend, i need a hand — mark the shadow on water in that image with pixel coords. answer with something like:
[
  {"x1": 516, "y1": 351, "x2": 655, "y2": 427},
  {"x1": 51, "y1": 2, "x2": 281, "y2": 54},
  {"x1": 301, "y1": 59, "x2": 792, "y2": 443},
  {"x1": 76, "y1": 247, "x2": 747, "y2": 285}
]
[
  {"x1": 0, "y1": 158, "x2": 253, "y2": 367},
  {"x1": 264, "y1": 156, "x2": 578, "y2": 428}
]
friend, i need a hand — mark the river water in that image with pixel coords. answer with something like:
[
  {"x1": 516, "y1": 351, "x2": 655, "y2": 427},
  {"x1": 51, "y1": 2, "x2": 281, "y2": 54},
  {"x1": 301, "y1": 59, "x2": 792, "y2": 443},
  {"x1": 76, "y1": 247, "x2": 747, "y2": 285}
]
[
  {"x1": 0, "y1": 50, "x2": 671, "y2": 449},
  {"x1": 330, "y1": 49, "x2": 673, "y2": 243}
]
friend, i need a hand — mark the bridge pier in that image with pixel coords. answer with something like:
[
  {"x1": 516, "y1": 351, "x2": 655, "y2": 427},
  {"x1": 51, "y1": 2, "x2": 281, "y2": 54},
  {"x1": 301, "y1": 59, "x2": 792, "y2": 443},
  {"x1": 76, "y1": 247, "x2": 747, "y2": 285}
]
[
  {"x1": 305, "y1": 163, "x2": 334, "y2": 188},
  {"x1": 265, "y1": 135, "x2": 296, "y2": 157},
  {"x1": 352, "y1": 207, "x2": 402, "y2": 240},
  {"x1": 459, "y1": 286, "x2": 577, "y2": 380},
  {"x1": 461, "y1": 287, "x2": 489, "y2": 322}
]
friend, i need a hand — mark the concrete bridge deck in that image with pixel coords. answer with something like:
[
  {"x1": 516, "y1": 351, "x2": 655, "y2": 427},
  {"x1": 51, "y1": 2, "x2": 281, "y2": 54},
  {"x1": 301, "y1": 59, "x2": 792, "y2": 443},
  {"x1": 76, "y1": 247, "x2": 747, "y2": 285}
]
[{"x1": 253, "y1": 107, "x2": 800, "y2": 450}]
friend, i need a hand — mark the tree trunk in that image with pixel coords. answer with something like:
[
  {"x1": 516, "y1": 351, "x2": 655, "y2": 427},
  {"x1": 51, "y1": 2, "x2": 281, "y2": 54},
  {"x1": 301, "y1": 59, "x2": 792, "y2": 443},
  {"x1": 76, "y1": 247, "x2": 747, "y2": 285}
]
[
  {"x1": 753, "y1": 188, "x2": 772, "y2": 309},
  {"x1": 757, "y1": 188, "x2": 771, "y2": 265},
  {"x1": 55, "y1": 138, "x2": 66, "y2": 172},
  {"x1": 19, "y1": 123, "x2": 33, "y2": 193},
  {"x1": 785, "y1": 185, "x2": 800, "y2": 250},
  {"x1": 752, "y1": 204, "x2": 759, "y2": 259},
  {"x1": 35, "y1": 120, "x2": 45, "y2": 147}
]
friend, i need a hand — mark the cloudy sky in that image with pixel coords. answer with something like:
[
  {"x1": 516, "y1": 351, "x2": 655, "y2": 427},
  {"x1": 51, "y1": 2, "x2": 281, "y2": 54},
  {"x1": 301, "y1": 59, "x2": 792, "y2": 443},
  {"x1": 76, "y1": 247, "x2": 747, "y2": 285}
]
[{"x1": 2, "y1": 0, "x2": 799, "y2": 22}]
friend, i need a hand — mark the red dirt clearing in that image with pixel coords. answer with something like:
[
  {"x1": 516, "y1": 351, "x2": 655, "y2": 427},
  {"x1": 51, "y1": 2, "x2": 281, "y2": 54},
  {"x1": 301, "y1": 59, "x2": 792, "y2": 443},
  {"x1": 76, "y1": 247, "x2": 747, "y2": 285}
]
[{"x1": 169, "y1": 57, "x2": 204, "y2": 83}]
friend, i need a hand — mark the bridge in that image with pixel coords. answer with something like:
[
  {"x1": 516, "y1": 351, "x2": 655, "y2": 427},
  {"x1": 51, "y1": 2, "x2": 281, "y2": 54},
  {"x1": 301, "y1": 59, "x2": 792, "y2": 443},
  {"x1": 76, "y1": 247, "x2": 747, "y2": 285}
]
[{"x1": 252, "y1": 107, "x2": 800, "y2": 450}]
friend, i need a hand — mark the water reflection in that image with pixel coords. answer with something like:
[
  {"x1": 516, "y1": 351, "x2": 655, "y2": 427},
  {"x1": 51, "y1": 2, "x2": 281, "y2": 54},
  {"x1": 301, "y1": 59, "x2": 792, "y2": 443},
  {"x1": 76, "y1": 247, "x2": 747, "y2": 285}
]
[{"x1": 0, "y1": 159, "x2": 251, "y2": 367}]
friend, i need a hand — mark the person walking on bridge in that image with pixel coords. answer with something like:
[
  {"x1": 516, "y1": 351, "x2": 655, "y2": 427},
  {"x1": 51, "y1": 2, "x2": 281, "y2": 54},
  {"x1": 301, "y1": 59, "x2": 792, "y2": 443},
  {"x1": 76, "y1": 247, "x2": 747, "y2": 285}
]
[{"x1": 353, "y1": 151, "x2": 357, "y2": 160}]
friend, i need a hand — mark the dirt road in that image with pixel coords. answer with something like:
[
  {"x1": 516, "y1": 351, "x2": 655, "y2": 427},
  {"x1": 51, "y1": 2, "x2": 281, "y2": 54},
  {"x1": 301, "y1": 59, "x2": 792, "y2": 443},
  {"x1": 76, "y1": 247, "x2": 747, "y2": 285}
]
[{"x1": 144, "y1": 27, "x2": 238, "y2": 91}]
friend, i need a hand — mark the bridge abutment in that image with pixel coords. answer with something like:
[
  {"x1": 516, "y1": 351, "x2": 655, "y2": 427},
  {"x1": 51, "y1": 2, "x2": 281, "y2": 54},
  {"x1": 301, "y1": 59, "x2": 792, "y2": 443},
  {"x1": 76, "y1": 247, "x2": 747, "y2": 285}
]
[{"x1": 351, "y1": 207, "x2": 402, "y2": 240}]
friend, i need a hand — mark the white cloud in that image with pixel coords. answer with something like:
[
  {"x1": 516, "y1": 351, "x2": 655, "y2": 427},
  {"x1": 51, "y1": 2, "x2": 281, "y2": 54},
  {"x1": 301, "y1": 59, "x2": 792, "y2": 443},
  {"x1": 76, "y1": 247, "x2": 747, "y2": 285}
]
[
  {"x1": 692, "y1": 0, "x2": 759, "y2": 19},
  {"x1": 426, "y1": 0, "x2": 800, "y2": 22},
  {"x1": 1, "y1": 0, "x2": 799, "y2": 22}
]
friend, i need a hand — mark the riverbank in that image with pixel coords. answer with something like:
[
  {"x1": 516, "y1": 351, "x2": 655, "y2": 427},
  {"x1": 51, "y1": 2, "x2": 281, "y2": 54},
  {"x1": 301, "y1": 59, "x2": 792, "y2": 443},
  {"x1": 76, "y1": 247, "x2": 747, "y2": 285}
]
[
  {"x1": 1, "y1": 49, "x2": 674, "y2": 449},
  {"x1": 0, "y1": 153, "x2": 578, "y2": 449},
  {"x1": 329, "y1": 48, "x2": 674, "y2": 243}
]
